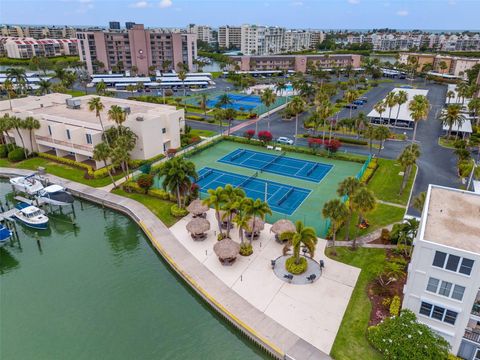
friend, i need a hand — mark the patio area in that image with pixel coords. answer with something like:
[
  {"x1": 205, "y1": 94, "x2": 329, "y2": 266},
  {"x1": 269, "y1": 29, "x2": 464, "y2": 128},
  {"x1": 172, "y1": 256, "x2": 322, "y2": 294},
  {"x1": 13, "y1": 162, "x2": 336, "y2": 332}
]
[{"x1": 170, "y1": 209, "x2": 361, "y2": 355}]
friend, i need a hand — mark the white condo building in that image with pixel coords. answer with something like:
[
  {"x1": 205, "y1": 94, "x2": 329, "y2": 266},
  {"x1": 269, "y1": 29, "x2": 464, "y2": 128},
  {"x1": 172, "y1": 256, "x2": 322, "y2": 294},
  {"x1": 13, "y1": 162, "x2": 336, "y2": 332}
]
[
  {"x1": 240, "y1": 25, "x2": 285, "y2": 55},
  {"x1": 217, "y1": 25, "x2": 242, "y2": 49},
  {"x1": 403, "y1": 184, "x2": 480, "y2": 359},
  {"x1": 0, "y1": 94, "x2": 183, "y2": 168}
]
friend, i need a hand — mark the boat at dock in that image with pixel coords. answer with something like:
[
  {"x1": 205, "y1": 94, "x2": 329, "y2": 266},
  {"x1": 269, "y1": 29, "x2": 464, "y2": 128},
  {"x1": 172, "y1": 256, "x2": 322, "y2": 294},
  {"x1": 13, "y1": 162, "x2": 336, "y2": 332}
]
[
  {"x1": 37, "y1": 185, "x2": 74, "y2": 206},
  {"x1": 9, "y1": 175, "x2": 44, "y2": 195},
  {"x1": 13, "y1": 203, "x2": 49, "y2": 230},
  {"x1": 0, "y1": 224, "x2": 13, "y2": 247}
]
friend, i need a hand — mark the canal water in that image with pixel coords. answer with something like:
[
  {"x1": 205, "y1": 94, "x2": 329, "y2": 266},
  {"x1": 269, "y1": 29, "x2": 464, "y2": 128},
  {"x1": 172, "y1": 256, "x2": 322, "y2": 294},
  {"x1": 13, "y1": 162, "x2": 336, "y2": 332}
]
[{"x1": 0, "y1": 181, "x2": 267, "y2": 360}]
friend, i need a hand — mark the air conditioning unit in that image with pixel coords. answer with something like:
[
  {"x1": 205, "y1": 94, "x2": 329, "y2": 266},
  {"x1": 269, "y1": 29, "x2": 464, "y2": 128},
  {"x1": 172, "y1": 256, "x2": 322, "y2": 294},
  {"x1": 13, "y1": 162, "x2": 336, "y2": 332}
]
[
  {"x1": 65, "y1": 98, "x2": 81, "y2": 109},
  {"x1": 136, "y1": 116, "x2": 144, "y2": 121},
  {"x1": 120, "y1": 105, "x2": 131, "y2": 115}
]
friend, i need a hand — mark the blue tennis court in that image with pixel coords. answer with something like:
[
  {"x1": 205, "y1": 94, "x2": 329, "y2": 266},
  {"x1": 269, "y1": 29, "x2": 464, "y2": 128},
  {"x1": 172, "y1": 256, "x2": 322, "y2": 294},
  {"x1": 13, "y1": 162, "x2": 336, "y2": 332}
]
[
  {"x1": 196, "y1": 167, "x2": 311, "y2": 215},
  {"x1": 205, "y1": 94, "x2": 263, "y2": 111},
  {"x1": 218, "y1": 149, "x2": 333, "y2": 183}
]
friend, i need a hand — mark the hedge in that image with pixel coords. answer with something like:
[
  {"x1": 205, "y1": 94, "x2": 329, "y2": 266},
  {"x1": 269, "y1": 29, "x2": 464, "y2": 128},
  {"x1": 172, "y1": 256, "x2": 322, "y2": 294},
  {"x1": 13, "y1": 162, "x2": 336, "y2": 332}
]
[
  {"x1": 0, "y1": 144, "x2": 9, "y2": 158},
  {"x1": 8, "y1": 148, "x2": 26, "y2": 162},
  {"x1": 171, "y1": 204, "x2": 188, "y2": 217},
  {"x1": 186, "y1": 115, "x2": 205, "y2": 121},
  {"x1": 336, "y1": 137, "x2": 368, "y2": 146},
  {"x1": 361, "y1": 158, "x2": 378, "y2": 184},
  {"x1": 37, "y1": 152, "x2": 114, "y2": 179},
  {"x1": 389, "y1": 295, "x2": 401, "y2": 316}
]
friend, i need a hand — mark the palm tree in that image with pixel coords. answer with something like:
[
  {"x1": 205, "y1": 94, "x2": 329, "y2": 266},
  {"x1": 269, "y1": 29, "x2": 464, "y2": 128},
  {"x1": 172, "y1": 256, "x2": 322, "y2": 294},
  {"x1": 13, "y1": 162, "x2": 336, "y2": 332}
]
[
  {"x1": 344, "y1": 89, "x2": 358, "y2": 119},
  {"x1": 178, "y1": 70, "x2": 187, "y2": 97},
  {"x1": 37, "y1": 79, "x2": 52, "y2": 95},
  {"x1": 337, "y1": 177, "x2": 361, "y2": 242},
  {"x1": 6, "y1": 67, "x2": 27, "y2": 94},
  {"x1": 467, "y1": 98, "x2": 480, "y2": 125},
  {"x1": 393, "y1": 90, "x2": 408, "y2": 127},
  {"x1": 0, "y1": 114, "x2": 13, "y2": 150},
  {"x1": 350, "y1": 186, "x2": 376, "y2": 248},
  {"x1": 384, "y1": 91, "x2": 397, "y2": 125},
  {"x1": 160, "y1": 157, "x2": 198, "y2": 208},
  {"x1": 275, "y1": 81, "x2": 287, "y2": 103},
  {"x1": 161, "y1": 60, "x2": 172, "y2": 73},
  {"x1": 440, "y1": 104, "x2": 463, "y2": 138},
  {"x1": 456, "y1": 82, "x2": 469, "y2": 105},
  {"x1": 280, "y1": 220, "x2": 317, "y2": 268},
  {"x1": 243, "y1": 198, "x2": 272, "y2": 245},
  {"x1": 317, "y1": 100, "x2": 335, "y2": 142},
  {"x1": 233, "y1": 210, "x2": 251, "y2": 247},
  {"x1": 398, "y1": 144, "x2": 420, "y2": 195},
  {"x1": 23, "y1": 116, "x2": 40, "y2": 153},
  {"x1": 221, "y1": 185, "x2": 245, "y2": 238},
  {"x1": 260, "y1": 88, "x2": 277, "y2": 131},
  {"x1": 9, "y1": 116, "x2": 28, "y2": 157},
  {"x1": 108, "y1": 105, "x2": 126, "y2": 129},
  {"x1": 223, "y1": 108, "x2": 237, "y2": 135},
  {"x1": 438, "y1": 61, "x2": 448, "y2": 74},
  {"x1": 0, "y1": 79, "x2": 14, "y2": 110},
  {"x1": 287, "y1": 96, "x2": 306, "y2": 145},
  {"x1": 322, "y1": 199, "x2": 348, "y2": 256},
  {"x1": 126, "y1": 84, "x2": 136, "y2": 96},
  {"x1": 307, "y1": 111, "x2": 323, "y2": 136},
  {"x1": 374, "y1": 125, "x2": 391, "y2": 156},
  {"x1": 96, "y1": 80, "x2": 107, "y2": 95},
  {"x1": 88, "y1": 97, "x2": 109, "y2": 146},
  {"x1": 198, "y1": 93, "x2": 208, "y2": 116},
  {"x1": 93, "y1": 142, "x2": 117, "y2": 188},
  {"x1": 374, "y1": 101, "x2": 386, "y2": 125},
  {"x1": 53, "y1": 67, "x2": 67, "y2": 83},
  {"x1": 365, "y1": 124, "x2": 376, "y2": 155},
  {"x1": 217, "y1": 93, "x2": 232, "y2": 109},
  {"x1": 203, "y1": 186, "x2": 227, "y2": 234},
  {"x1": 412, "y1": 191, "x2": 426, "y2": 213},
  {"x1": 446, "y1": 90, "x2": 455, "y2": 104},
  {"x1": 408, "y1": 95, "x2": 430, "y2": 143}
]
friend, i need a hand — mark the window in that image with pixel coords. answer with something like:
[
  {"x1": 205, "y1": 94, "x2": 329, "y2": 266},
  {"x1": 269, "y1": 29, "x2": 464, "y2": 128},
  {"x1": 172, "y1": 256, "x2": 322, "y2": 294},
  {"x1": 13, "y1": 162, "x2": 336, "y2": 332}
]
[
  {"x1": 451, "y1": 285, "x2": 465, "y2": 301},
  {"x1": 438, "y1": 281, "x2": 452, "y2": 297},
  {"x1": 432, "y1": 251, "x2": 474, "y2": 276},
  {"x1": 419, "y1": 301, "x2": 458, "y2": 325},
  {"x1": 48, "y1": 125, "x2": 52, "y2": 135},
  {"x1": 426, "y1": 278, "x2": 440, "y2": 293},
  {"x1": 433, "y1": 251, "x2": 447, "y2": 268},
  {"x1": 86, "y1": 134, "x2": 92, "y2": 144},
  {"x1": 475, "y1": 349, "x2": 480, "y2": 360},
  {"x1": 162, "y1": 128, "x2": 166, "y2": 134},
  {"x1": 459, "y1": 258, "x2": 474, "y2": 276},
  {"x1": 66, "y1": 129, "x2": 71, "y2": 140}
]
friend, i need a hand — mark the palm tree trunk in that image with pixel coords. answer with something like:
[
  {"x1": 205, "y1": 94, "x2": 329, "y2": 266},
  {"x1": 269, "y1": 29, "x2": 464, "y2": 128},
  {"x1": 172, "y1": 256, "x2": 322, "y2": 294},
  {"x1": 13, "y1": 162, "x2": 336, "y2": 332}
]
[
  {"x1": 399, "y1": 166, "x2": 410, "y2": 195},
  {"x1": 412, "y1": 122, "x2": 418, "y2": 143},
  {"x1": 176, "y1": 185, "x2": 181, "y2": 208},
  {"x1": 15, "y1": 128, "x2": 27, "y2": 158},
  {"x1": 104, "y1": 160, "x2": 117, "y2": 188},
  {"x1": 344, "y1": 212, "x2": 352, "y2": 242},
  {"x1": 239, "y1": 227, "x2": 244, "y2": 246},
  {"x1": 250, "y1": 216, "x2": 256, "y2": 245},
  {"x1": 294, "y1": 114, "x2": 298, "y2": 145},
  {"x1": 216, "y1": 209, "x2": 223, "y2": 235},
  {"x1": 331, "y1": 226, "x2": 337, "y2": 256},
  {"x1": 394, "y1": 107, "x2": 401, "y2": 127}
]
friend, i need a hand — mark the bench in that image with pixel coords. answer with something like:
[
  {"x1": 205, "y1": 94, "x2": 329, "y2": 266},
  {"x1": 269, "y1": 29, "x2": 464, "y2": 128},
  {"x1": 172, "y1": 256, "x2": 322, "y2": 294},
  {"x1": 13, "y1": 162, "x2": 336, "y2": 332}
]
[
  {"x1": 306, "y1": 274, "x2": 317, "y2": 283},
  {"x1": 283, "y1": 274, "x2": 293, "y2": 283},
  {"x1": 275, "y1": 147, "x2": 282, "y2": 151},
  {"x1": 267, "y1": 145, "x2": 274, "y2": 150}
]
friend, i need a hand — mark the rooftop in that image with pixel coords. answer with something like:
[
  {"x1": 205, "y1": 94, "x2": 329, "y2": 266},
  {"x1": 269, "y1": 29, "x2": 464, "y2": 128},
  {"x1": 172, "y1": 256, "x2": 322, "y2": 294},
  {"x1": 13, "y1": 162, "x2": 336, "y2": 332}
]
[{"x1": 422, "y1": 185, "x2": 480, "y2": 254}]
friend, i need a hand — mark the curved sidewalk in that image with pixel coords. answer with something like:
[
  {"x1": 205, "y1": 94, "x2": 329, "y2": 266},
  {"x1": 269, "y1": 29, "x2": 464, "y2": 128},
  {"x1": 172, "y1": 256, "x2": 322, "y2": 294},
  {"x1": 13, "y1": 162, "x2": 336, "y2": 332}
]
[{"x1": 0, "y1": 167, "x2": 330, "y2": 360}]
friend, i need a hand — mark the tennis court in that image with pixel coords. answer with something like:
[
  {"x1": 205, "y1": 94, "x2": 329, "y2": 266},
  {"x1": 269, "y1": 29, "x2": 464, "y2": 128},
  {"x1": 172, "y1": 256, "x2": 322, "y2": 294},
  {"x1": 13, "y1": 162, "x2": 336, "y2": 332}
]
[
  {"x1": 196, "y1": 167, "x2": 311, "y2": 215},
  {"x1": 218, "y1": 149, "x2": 333, "y2": 183}
]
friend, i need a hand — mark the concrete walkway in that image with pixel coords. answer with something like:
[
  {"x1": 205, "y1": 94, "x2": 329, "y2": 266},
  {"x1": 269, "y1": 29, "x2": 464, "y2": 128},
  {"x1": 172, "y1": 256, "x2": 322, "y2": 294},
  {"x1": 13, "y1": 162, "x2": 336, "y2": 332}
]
[
  {"x1": 0, "y1": 167, "x2": 330, "y2": 360},
  {"x1": 335, "y1": 222, "x2": 400, "y2": 248}
]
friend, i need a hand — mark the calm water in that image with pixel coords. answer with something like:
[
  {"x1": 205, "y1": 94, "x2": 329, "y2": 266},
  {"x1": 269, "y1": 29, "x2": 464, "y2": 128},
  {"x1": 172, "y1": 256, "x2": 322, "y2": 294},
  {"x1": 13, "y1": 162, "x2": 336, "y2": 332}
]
[{"x1": 0, "y1": 181, "x2": 267, "y2": 360}]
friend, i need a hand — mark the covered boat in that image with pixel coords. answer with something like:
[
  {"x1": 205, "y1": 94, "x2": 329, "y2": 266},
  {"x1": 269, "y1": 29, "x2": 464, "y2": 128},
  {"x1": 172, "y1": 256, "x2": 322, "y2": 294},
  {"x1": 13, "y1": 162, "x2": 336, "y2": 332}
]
[
  {"x1": 9, "y1": 175, "x2": 44, "y2": 195},
  {"x1": 14, "y1": 203, "x2": 49, "y2": 230},
  {"x1": 37, "y1": 185, "x2": 74, "y2": 206},
  {"x1": 0, "y1": 224, "x2": 13, "y2": 247}
]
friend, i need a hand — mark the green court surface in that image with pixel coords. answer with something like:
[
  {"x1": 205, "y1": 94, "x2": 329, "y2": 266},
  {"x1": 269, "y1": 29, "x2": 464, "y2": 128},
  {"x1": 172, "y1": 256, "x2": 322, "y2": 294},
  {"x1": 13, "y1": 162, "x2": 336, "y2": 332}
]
[{"x1": 166, "y1": 141, "x2": 363, "y2": 237}]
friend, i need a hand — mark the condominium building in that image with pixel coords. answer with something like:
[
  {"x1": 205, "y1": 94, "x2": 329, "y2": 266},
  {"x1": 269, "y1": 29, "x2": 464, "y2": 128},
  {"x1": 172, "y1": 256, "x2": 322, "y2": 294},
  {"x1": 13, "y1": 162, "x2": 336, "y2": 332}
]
[
  {"x1": 217, "y1": 25, "x2": 242, "y2": 49},
  {"x1": 0, "y1": 25, "x2": 76, "y2": 39},
  {"x1": 284, "y1": 30, "x2": 312, "y2": 52},
  {"x1": 399, "y1": 53, "x2": 480, "y2": 78},
  {"x1": 240, "y1": 25, "x2": 286, "y2": 55},
  {"x1": 0, "y1": 94, "x2": 183, "y2": 168},
  {"x1": 76, "y1": 24, "x2": 197, "y2": 74},
  {"x1": 229, "y1": 54, "x2": 361, "y2": 73},
  {"x1": 109, "y1": 21, "x2": 121, "y2": 31},
  {"x1": 0, "y1": 37, "x2": 78, "y2": 59},
  {"x1": 403, "y1": 185, "x2": 480, "y2": 359},
  {"x1": 187, "y1": 24, "x2": 213, "y2": 44}
]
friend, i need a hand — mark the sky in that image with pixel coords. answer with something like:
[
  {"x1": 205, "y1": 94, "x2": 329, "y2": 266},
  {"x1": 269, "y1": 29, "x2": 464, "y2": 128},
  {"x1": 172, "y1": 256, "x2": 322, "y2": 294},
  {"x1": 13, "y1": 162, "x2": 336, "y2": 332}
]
[{"x1": 1, "y1": 0, "x2": 479, "y2": 30}]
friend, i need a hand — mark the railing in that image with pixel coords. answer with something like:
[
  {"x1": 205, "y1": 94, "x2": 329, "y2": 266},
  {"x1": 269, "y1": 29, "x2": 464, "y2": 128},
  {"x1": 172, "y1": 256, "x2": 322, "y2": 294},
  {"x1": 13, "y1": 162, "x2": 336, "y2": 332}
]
[
  {"x1": 464, "y1": 329, "x2": 480, "y2": 344},
  {"x1": 35, "y1": 135, "x2": 93, "y2": 152},
  {"x1": 472, "y1": 302, "x2": 480, "y2": 317}
]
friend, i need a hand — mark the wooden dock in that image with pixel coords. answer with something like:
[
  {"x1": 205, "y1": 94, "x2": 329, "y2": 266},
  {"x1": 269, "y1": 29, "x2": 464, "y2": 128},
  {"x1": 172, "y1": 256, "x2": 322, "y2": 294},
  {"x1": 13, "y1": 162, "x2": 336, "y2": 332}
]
[{"x1": 0, "y1": 208, "x2": 17, "y2": 221}]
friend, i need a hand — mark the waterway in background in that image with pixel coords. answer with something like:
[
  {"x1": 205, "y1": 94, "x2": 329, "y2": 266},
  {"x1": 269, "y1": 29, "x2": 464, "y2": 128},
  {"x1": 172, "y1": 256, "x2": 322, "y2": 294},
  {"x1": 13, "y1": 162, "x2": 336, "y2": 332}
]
[{"x1": 0, "y1": 180, "x2": 268, "y2": 360}]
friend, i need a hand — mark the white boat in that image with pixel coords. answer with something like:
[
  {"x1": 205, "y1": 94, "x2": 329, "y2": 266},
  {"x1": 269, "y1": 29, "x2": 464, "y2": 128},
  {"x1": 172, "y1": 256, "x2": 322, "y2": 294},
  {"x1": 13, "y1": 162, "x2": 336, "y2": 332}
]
[
  {"x1": 9, "y1": 175, "x2": 44, "y2": 195},
  {"x1": 14, "y1": 203, "x2": 49, "y2": 230},
  {"x1": 0, "y1": 224, "x2": 13, "y2": 247},
  {"x1": 37, "y1": 185, "x2": 74, "y2": 206}
]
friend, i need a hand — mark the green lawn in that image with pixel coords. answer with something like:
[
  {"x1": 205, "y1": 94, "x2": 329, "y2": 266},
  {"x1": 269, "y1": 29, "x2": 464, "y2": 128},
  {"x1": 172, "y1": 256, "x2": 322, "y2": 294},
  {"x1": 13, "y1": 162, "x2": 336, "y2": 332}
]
[
  {"x1": 190, "y1": 129, "x2": 217, "y2": 137},
  {"x1": 63, "y1": 89, "x2": 86, "y2": 97},
  {"x1": 111, "y1": 189, "x2": 178, "y2": 227},
  {"x1": 367, "y1": 159, "x2": 416, "y2": 206},
  {"x1": 0, "y1": 157, "x2": 121, "y2": 187},
  {"x1": 438, "y1": 137, "x2": 457, "y2": 149},
  {"x1": 327, "y1": 247, "x2": 385, "y2": 360},
  {"x1": 337, "y1": 203, "x2": 405, "y2": 241}
]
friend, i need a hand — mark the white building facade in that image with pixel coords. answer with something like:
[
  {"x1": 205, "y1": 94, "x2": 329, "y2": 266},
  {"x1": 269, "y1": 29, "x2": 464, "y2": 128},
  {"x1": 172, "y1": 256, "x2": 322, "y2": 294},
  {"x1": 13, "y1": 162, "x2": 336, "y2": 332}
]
[{"x1": 403, "y1": 185, "x2": 480, "y2": 359}]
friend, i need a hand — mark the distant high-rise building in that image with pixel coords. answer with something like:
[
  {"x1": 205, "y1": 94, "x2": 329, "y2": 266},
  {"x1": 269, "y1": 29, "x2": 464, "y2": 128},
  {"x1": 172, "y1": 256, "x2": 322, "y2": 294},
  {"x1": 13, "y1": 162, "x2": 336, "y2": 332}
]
[
  {"x1": 77, "y1": 24, "x2": 197, "y2": 74},
  {"x1": 125, "y1": 22, "x2": 136, "y2": 30},
  {"x1": 187, "y1": 24, "x2": 214, "y2": 44},
  {"x1": 0, "y1": 24, "x2": 76, "y2": 39},
  {"x1": 0, "y1": 37, "x2": 78, "y2": 58},
  {"x1": 109, "y1": 21, "x2": 121, "y2": 30},
  {"x1": 218, "y1": 25, "x2": 242, "y2": 49}
]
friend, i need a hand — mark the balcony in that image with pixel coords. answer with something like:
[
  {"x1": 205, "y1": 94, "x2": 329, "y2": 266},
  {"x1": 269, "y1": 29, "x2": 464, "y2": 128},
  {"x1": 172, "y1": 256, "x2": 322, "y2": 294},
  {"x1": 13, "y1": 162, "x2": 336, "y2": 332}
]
[
  {"x1": 464, "y1": 329, "x2": 480, "y2": 344},
  {"x1": 35, "y1": 135, "x2": 93, "y2": 153}
]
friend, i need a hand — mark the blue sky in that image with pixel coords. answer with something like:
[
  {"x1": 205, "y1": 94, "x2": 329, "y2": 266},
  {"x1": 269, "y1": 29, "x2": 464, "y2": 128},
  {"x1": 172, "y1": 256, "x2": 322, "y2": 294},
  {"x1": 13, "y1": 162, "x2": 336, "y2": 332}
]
[{"x1": 1, "y1": 0, "x2": 479, "y2": 30}]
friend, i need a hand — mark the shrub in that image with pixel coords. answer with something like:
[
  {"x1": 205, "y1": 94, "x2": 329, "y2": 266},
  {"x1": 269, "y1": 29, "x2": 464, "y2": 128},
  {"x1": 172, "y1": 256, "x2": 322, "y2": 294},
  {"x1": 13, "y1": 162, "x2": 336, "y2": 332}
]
[
  {"x1": 258, "y1": 130, "x2": 273, "y2": 144},
  {"x1": 207, "y1": 119, "x2": 215, "y2": 123},
  {"x1": 336, "y1": 137, "x2": 368, "y2": 146},
  {"x1": 136, "y1": 174, "x2": 154, "y2": 193},
  {"x1": 239, "y1": 243, "x2": 253, "y2": 256},
  {"x1": 380, "y1": 228, "x2": 390, "y2": 244},
  {"x1": 122, "y1": 181, "x2": 143, "y2": 193},
  {"x1": 307, "y1": 137, "x2": 323, "y2": 150},
  {"x1": 324, "y1": 139, "x2": 342, "y2": 153},
  {"x1": 0, "y1": 144, "x2": 9, "y2": 158},
  {"x1": 367, "y1": 310, "x2": 450, "y2": 359},
  {"x1": 217, "y1": 233, "x2": 226, "y2": 241},
  {"x1": 38, "y1": 152, "x2": 92, "y2": 172},
  {"x1": 92, "y1": 166, "x2": 114, "y2": 179},
  {"x1": 171, "y1": 204, "x2": 188, "y2": 217},
  {"x1": 244, "y1": 129, "x2": 255, "y2": 139},
  {"x1": 389, "y1": 295, "x2": 401, "y2": 316},
  {"x1": 166, "y1": 148, "x2": 178, "y2": 157},
  {"x1": 7, "y1": 148, "x2": 26, "y2": 162},
  {"x1": 186, "y1": 115, "x2": 204, "y2": 121},
  {"x1": 285, "y1": 256, "x2": 307, "y2": 275},
  {"x1": 382, "y1": 297, "x2": 392, "y2": 309},
  {"x1": 148, "y1": 188, "x2": 170, "y2": 200}
]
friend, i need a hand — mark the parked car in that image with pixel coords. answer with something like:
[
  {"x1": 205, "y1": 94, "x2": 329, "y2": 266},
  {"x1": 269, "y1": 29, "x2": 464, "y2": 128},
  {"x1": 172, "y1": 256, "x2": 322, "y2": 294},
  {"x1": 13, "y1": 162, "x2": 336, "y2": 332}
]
[
  {"x1": 359, "y1": 97, "x2": 368, "y2": 103},
  {"x1": 344, "y1": 104, "x2": 358, "y2": 109},
  {"x1": 276, "y1": 137, "x2": 294, "y2": 145},
  {"x1": 353, "y1": 100, "x2": 364, "y2": 106}
]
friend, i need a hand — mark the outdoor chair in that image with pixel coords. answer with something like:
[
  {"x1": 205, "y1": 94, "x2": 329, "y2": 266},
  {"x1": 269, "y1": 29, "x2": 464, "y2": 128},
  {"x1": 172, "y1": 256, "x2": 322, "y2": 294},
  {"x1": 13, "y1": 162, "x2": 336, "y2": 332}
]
[
  {"x1": 307, "y1": 274, "x2": 316, "y2": 283},
  {"x1": 320, "y1": 260, "x2": 325, "y2": 270},
  {"x1": 284, "y1": 274, "x2": 293, "y2": 283},
  {"x1": 271, "y1": 259, "x2": 276, "y2": 269}
]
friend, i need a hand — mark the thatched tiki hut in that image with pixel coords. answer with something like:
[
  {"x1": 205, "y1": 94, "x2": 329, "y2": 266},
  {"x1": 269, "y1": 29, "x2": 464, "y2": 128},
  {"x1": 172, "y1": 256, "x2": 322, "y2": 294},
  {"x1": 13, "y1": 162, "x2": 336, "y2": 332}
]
[
  {"x1": 187, "y1": 199, "x2": 209, "y2": 218},
  {"x1": 213, "y1": 238, "x2": 240, "y2": 265},
  {"x1": 270, "y1": 219, "x2": 296, "y2": 242},
  {"x1": 186, "y1": 218, "x2": 210, "y2": 240}
]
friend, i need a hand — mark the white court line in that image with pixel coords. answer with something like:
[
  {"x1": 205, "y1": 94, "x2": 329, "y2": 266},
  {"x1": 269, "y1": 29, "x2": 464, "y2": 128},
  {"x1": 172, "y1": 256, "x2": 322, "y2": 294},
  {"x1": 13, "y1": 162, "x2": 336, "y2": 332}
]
[
  {"x1": 199, "y1": 171, "x2": 225, "y2": 190},
  {"x1": 294, "y1": 163, "x2": 309, "y2": 176}
]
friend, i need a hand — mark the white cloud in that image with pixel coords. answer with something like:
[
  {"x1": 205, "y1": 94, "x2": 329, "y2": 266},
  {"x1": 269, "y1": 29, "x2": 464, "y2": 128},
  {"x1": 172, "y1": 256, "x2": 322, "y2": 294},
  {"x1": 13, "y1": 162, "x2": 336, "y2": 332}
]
[
  {"x1": 448, "y1": 0, "x2": 456, "y2": 5},
  {"x1": 348, "y1": 0, "x2": 360, "y2": 4},
  {"x1": 159, "y1": 0, "x2": 172, "y2": 8},
  {"x1": 130, "y1": 1, "x2": 149, "y2": 8},
  {"x1": 396, "y1": 9, "x2": 409, "y2": 16},
  {"x1": 78, "y1": 0, "x2": 92, "y2": 3},
  {"x1": 291, "y1": 1, "x2": 303, "y2": 6},
  {"x1": 76, "y1": 0, "x2": 94, "y2": 13}
]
